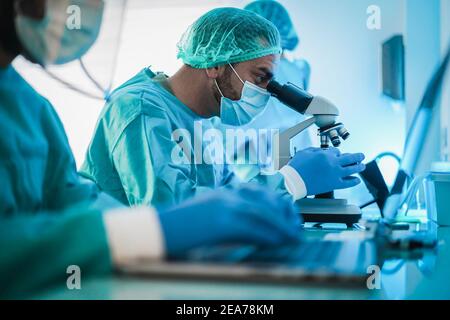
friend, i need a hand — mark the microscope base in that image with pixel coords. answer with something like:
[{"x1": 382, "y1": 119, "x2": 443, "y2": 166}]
[{"x1": 296, "y1": 198, "x2": 362, "y2": 227}]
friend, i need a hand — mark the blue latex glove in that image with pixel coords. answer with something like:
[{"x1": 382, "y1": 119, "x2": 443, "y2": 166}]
[
  {"x1": 288, "y1": 147, "x2": 366, "y2": 196},
  {"x1": 158, "y1": 184, "x2": 301, "y2": 258}
]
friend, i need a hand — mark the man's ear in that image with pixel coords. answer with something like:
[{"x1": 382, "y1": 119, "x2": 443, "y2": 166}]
[{"x1": 205, "y1": 65, "x2": 226, "y2": 79}]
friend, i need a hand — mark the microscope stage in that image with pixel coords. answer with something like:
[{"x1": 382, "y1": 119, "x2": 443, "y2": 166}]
[{"x1": 296, "y1": 198, "x2": 362, "y2": 225}]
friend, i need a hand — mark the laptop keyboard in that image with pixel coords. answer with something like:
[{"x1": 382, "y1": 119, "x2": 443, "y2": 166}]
[
  {"x1": 244, "y1": 241, "x2": 343, "y2": 267},
  {"x1": 185, "y1": 241, "x2": 345, "y2": 270}
]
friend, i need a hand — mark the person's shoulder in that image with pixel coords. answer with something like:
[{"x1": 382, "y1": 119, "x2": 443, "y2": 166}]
[
  {"x1": 0, "y1": 66, "x2": 59, "y2": 124},
  {"x1": 98, "y1": 69, "x2": 173, "y2": 137},
  {"x1": 1, "y1": 66, "x2": 50, "y2": 107},
  {"x1": 105, "y1": 68, "x2": 171, "y2": 120}
]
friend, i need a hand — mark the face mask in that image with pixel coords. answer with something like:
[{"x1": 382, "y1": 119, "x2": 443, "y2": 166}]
[
  {"x1": 216, "y1": 63, "x2": 271, "y2": 126},
  {"x1": 14, "y1": 0, "x2": 104, "y2": 66}
]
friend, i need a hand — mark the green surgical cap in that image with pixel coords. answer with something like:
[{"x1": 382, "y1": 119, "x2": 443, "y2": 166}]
[
  {"x1": 245, "y1": 0, "x2": 299, "y2": 51},
  {"x1": 177, "y1": 7, "x2": 282, "y2": 69}
]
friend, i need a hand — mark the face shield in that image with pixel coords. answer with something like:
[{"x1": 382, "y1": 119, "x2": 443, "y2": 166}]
[{"x1": 15, "y1": 0, "x2": 127, "y2": 100}]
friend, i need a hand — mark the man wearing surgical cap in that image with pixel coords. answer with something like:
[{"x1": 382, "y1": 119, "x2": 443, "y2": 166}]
[
  {"x1": 81, "y1": 7, "x2": 365, "y2": 211},
  {"x1": 0, "y1": 1, "x2": 303, "y2": 298}
]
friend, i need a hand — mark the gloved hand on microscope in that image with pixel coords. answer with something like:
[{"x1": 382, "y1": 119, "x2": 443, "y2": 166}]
[
  {"x1": 267, "y1": 79, "x2": 366, "y2": 198},
  {"x1": 287, "y1": 147, "x2": 366, "y2": 197}
]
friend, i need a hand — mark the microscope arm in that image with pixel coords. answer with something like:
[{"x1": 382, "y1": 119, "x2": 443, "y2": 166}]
[
  {"x1": 273, "y1": 117, "x2": 316, "y2": 169},
  {"x1": 304, "y1": 96, "x2": 339, "y2": 116},
  {"x1": 280, "y1": 115, "x2": 317, "y2": 139},
  {"x1": 267, "y1": 80, "x2": 349, "y2": 169},
  {"x1": 273, "y1": 96, "x2": 341, "y2": 169},
  {"x1": 267, "y1": 80, "x2": 360, "y2": 223}
]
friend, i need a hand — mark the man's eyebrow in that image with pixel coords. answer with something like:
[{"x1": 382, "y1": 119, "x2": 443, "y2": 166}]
[{"x1": 255, "y1": 66, "x2": 274, "y2": 79}]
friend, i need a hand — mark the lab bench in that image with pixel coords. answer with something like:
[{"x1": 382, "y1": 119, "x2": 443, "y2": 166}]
[{"x1": 40, "y1": 219, "x2": 450, "y2": 300}]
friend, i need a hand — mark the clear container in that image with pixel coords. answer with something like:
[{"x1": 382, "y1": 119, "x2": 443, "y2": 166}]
[{"x1": 424, "y1": 170, "x2": 450, "y2": 226}]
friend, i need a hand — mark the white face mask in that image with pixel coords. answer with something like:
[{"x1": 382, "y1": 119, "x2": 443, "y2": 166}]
[
  {"x1": 216, "y1": 63, "x2": 271, "y2": 126},
  {"x1": 15, "y1": 0, "x2": 104, "y2": 66}
]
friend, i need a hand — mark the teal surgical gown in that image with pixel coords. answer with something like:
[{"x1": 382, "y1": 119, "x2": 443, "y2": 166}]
[
  {"x1": 0, "y1": 65, "x2": 111, "y2": 299},
  {"x1": 81, "y1": 67, "x2": 288, "y2": 207}
]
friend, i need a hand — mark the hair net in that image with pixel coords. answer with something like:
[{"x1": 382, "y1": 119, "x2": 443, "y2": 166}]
[
  {"x1": 244, "y1": 0, "x2": 299, "y2": 51},
  {"x1": 177, "y1": 7, "x2": 282, "y2": 69}
]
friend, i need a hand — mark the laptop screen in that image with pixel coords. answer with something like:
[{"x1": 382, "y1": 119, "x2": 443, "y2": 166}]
[{"x1": 382, "y1": 48, "x2": 450, "y2": 220}]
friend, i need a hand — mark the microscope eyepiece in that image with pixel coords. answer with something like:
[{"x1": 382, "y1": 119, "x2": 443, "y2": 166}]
[
  {"x1": 266, "y1": 80, "x2": 314, "y2": 114},
  {"x1": 266, "y1": 80, "x2": 284, "y2": 95}
]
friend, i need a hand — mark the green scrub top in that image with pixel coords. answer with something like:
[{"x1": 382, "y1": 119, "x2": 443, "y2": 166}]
[
  {"x1": 0, "y1": 65, "x2": 112, "y2": 299},
  {"x1": 81, "y1": 67, "x2": 289, "y2": 208}
]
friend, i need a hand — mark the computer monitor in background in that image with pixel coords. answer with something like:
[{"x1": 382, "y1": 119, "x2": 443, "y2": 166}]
[
  {"x1": 382, "y1": 47, "x2": 450, "y2": 221},
  {"x1": 382, "y1": 35, "x2": 405, "y2": 101}
]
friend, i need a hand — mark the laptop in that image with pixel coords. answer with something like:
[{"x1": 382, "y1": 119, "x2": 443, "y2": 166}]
[
  {"x1": 119, "y1": 48, "x2": 449, "y2": 285},
  {"x1": 361, "y1": 47, "x2": 450, "y2": 224},
  {"x1": 120, "y1": 238, "x2": 378, "y2": 285}
]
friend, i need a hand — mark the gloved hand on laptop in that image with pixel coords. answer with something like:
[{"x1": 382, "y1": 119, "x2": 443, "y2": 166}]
[{"x1": 158, "y1": 184, "x2": 301, "y2": 258}]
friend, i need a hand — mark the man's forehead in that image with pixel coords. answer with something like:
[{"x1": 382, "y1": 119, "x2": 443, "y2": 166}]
[{"x1": 244, "y1": 54, "x2": 279, "y2": 71}]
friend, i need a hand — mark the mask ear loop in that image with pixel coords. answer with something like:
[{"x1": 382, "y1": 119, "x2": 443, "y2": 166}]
[
  {"x1": 227, "y1": 62, "x2": 244, "y2": 84},
  {"x1": 31, "y1": 0, "x2": 127, "y2": 101},
  {"x1": 214, "y1": 79, "x2": 224, "y2": 97}
]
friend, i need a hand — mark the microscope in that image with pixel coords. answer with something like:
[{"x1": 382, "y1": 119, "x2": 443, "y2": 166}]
[{"x1": 267, "y1": 80, "x2": 362, "y2": 227}]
